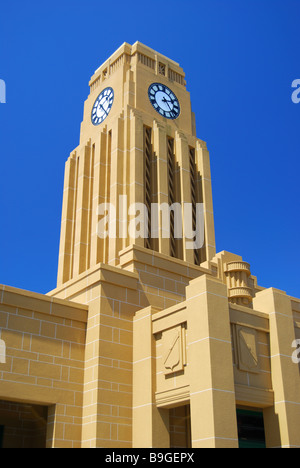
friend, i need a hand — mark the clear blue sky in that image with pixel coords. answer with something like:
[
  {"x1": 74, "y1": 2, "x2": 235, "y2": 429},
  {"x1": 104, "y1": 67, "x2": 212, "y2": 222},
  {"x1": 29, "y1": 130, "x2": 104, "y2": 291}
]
[{"x1": 0, "y1": 0, "x2": 299, "y2": 297}]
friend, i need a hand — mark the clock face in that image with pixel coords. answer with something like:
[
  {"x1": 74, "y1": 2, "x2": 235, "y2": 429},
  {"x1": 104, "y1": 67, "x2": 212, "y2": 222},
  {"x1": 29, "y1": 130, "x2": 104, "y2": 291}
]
[
  {"x1": 91, "y1": 87, "x2": 114, "y2": 125},
  {"x1": 148, "y1": 83, "x2": 180, "y2": 120}
]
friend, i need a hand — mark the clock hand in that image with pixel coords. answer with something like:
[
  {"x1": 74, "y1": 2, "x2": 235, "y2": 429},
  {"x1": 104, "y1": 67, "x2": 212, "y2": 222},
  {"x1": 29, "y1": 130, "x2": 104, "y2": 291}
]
[
  {"x1": 162, "y1": 96, "x2": 172, "y2": 111},
  {"x1": 98, "y1": 101, "x2": 108, "y2": 115},
  {"x1": 102, "y1": 95, "x2": 112, "y2": 111}
]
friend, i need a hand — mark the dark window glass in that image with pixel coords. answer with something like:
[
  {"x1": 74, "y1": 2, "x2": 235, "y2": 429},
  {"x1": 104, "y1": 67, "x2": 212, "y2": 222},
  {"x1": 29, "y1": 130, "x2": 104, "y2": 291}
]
[{"x1": 237, "y1": 409, "x2": 266, "y2": 448}]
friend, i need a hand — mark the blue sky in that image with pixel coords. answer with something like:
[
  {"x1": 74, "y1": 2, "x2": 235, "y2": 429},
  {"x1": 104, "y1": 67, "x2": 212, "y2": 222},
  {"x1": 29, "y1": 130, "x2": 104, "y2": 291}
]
[{"x1": 0, "y1": 0, "x2": 299, "y2": 297}]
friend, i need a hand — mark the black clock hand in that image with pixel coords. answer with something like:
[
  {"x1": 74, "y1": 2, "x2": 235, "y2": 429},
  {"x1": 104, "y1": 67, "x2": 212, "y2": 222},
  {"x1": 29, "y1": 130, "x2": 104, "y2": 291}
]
[
  {"x1": 103, "y1": 95, "x2": 112, "y2": 110},
  {"x1": 98, "y1": 100, "x2": 109, "y2": 115},
  {"x1": 99, "y1": 104, "x2": 107, "y2": 115},
  {"x1": 162, "y1": 96, "x2": 172, "y2": 111}
]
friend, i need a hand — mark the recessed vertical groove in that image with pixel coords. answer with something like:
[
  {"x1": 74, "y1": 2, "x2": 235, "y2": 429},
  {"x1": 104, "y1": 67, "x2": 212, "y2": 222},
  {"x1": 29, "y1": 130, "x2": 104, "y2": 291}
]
[
  {"x1": 104, "y1": 131, "x2": 112, "y2": 264},
  {"x1": 87, "y1": 144, "x2": 95, "y2": 270},
  {"x1": 70, "y1": 155, "x2": 79, "y2": 279}
]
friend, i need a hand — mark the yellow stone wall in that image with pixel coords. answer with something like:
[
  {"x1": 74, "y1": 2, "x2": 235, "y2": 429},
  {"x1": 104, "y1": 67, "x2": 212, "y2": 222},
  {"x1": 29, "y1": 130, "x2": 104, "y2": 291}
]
[{"x1": 0, "y1": 285, "x2": 87, "y2": 448}]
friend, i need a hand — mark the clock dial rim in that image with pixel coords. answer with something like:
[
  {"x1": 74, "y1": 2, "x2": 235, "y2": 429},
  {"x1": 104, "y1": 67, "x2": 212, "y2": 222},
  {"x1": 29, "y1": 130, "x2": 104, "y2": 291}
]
[
  {"x1": 91, "y1": 87, "x2": 114, "y2": 126},
  {"x1": 148, "y1": 83, "x2": 180, "y2": 120}
]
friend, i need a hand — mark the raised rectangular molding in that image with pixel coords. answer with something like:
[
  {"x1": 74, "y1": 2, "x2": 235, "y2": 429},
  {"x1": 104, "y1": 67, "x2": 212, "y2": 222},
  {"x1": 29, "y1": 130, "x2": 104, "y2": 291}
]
[{"x1": 155, "y1": 385, "x2": 190, "y2": 408}]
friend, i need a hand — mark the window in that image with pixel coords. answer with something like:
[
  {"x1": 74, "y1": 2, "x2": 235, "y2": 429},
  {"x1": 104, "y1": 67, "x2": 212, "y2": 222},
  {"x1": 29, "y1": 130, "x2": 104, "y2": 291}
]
[
  {"x1": 159, "y1": 62, "x2": 166, "y2": 76},
  {"x1": 189, "y1": 148, "x2": 200, "y2": 265},
  {"x1": 167, "y1": 138, "x2": 176, "y2": 258},
  {"x1": 144, "y1": 126, "x2": 153, "y2": 250},
  {"x1": 237, "y1": 409, "x2": 266, "y2": 448}
]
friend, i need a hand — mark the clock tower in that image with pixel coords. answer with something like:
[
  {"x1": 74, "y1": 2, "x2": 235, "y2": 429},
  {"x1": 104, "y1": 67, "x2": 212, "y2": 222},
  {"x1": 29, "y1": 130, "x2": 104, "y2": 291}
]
[{"x1": 57, "y1": 41, "x2": 216, "y2": 286}]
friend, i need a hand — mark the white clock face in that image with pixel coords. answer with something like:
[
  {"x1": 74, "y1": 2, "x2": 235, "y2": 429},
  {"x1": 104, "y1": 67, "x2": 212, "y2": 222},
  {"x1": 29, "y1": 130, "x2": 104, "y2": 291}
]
[
  {"x1": 148, "y1": 83, "x2": 180, "y2": 119},
  {"x1": 91, "y1": 87, "x2": 114, "y2": 126}
]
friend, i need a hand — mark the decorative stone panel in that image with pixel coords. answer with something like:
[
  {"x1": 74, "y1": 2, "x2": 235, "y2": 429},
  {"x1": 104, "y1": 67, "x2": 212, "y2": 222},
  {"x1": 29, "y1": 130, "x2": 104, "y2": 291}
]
[
  {"x1": 162, "y1": 324, "x2": 187, "y2": 375},
  {"x1": 236, "y1": 326, "x2": 259, "y2": 373}
]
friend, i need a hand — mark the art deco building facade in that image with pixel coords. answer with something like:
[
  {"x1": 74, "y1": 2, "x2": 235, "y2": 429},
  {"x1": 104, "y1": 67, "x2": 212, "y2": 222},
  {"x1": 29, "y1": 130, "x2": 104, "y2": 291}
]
[{"x1": 0, "y1": 42, "x2": 300, "y2": 448}]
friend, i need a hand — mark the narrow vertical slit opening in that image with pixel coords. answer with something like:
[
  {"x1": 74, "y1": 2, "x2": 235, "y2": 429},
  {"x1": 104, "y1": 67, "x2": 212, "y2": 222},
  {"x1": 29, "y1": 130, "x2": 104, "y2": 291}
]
[
  {"x1": 144, "y1": 126, "x2": 153, "y2": 250},
  {"x1": 189, "y1": 147, "x2": 200, "y2": 265},
  {"x1": 167, "y1": 137, "x2": 176, "y2": 258}
]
